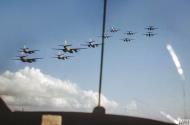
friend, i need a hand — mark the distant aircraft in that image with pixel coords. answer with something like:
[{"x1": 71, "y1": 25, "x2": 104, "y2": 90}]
[
  {"x1": 144, "y1": 32, "x2": 157, "y2": 37},
  {"x1": 53, "y1": 53, "x2": 72, "y2": 60},
  {"x1": 54, "y1": 47, "x2": 86, "y2": 53},
  {"x1": 53, "y1": 40, "x2": 86, "y2": 53},
  {"x1": 102, "y1": 33, "x2": 112, "y2": 39},
  {"x1": 124, "y1": 31, "x2": 136, "y2": 35},
  {"x1": 145, "y1": 26, "x2": 158, "y2": 31},
  {"x1": 110, "y1": 26, "x2": 120, "y2": 33},
  {"x1": 13, "y1": 55, "x2": 42, "y2": 63},
  {"x1": 81, "y1": 39, "x2": 101, "y2": 48},
  {"x1": 120, "y1": 38, "x2": 134, "y2": 42},
  {"x1": 19, "y1": 45, "x2": 39, "y2": 54}
]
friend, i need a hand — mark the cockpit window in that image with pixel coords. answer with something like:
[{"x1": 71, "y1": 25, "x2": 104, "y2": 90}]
[{"x1": 0, "y1": 0, "x2": 189, "y2": 123}]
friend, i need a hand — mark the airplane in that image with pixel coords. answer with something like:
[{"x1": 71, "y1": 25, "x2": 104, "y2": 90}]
[
  {"x1": 53, "y1": 45, "x2": 87, "y2": 53},
  {"x1": 19, "y1": 45, "x2": 39, "y2": 54},
  {"x1": 55, "y1": 47, "x2": 86, "y2": 53},
  {"x1": 98, "y1": 33, "x2": 112, "y2": 39},
  {"x1": 52, "y1": 53, "x2": 72, "y2": 60},
  {"x1": 12, "y1": 55, "x2": 42, "y2": 63},
  {"x1": 144, "y1": 32, "x2": 157, "y2": 37},
  {"x1": 120, "y1": 38, "x2": 134, "y2": 42},
  {"x1": 110, "y1": 26, "x2": 120, "y2": 33},
  {"x1": 81, "y1": 39, "x2": 101, "y2": 48},
  {"x1": 145, "y1": 26, "x2": 158, "y2": 31},
  {"x1": 124, "y1": 31, "x2": 136, "y2": 35},
  {"x1": 53, "y1": 40, "x2": 86, "y2": 53}
]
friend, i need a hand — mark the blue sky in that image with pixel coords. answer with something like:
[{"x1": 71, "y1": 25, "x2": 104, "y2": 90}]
[{"x1": 0, "y1": 0, "x2": 189, "y2": 121}]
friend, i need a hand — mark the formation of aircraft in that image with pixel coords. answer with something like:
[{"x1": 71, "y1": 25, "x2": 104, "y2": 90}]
[
  {"x1": 13, "y1": 25, "x2": 159, "y2": 63},
  {"x1": 13, "y1": 55, "x2": 42, "y2": 63},
  {"x1": 144, "y1": 26, "x2": 158, "y2": 37},
  {"x1": 13, "y1": 46, "x2": 42, "y2": 63}
]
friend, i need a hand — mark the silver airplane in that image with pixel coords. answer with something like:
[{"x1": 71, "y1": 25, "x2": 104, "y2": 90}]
[
  {"x1": 120, "y1": 38, "x2": 134, "y2": 42},
  {"x1": 53, "y1": 40, "x2": 86, "y2": 53},
  {"x1": 19, "y1": 45, "x2": 39, "y2": 54},
  {"x1": 144, "y1": 32, "x2": 157, "y2": 37},
  {"x1": 81, "y1": 39, "x2": 101, "y2": 48},
  {"x1": 145, "y1": 26, "x2": 158, "y2": 31},
  {"x1": 98, "y1": 33, "x2": 112, "y2": 39},
  {"x1": 110, "y1": 26, "x2": 120, "y2": 33},
  {"x1": 52, "y1": 53, "x2": 72, "y2": 60},
  {"x1": 124, "y1": 31, "x2": 136, "y2": 35},
  {"x1": 13, "y1": 55, "x2": 42, "y2": 63}
]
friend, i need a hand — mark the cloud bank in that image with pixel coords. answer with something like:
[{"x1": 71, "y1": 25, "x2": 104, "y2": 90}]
[
  {"x1": 0, "y1": 67, "x2": 119, "y2": 112},
  {"x1": 0, "y1": 67, "x2": 172, "y2": 122}
]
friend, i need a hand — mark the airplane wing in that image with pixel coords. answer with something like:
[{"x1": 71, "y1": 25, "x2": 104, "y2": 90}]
[
  {"x1": 19, "y1": 50, "x2": 24, "y2": 52},
  {"x1": 94, "y1": 43, "x2": 101, "y2": 46},
  {"x1": 52, "y1": 48, "x2": 64, "y2": 50},
  {"x1": 97, "y1": 35, "x2": 112, "y2": 38},
  {"x1": 16, "y1": 55, "x2": 28, "y2": 57},
  {"x1": 31, "y1": 58, "x2": 43, "y2": 60},
  {"x1": 80, "y1": 44, "x2": 89, "y2": 46},
  {"x1": 120, "y1": 38, "x2": 125, "y2": 41},
  {"x1": 20, "y1": 47, "x2": 29, "y2": 50},
  {"x1": 105, "y1": 35, "x2": 112, "y2": 38},
  {"x1": 32, "y1": 50, "x2": 40, "y2": 52},
  {"x1": 11, "y1": 58, "x2": 21, "y2": 60},
  {"x1": 58, "y1": 44, "x2": 72, "y2": 47},
  {"x1": 66, "y1": 56, "x2": 73, "y2": 57},
  {"x1": 69, "y1": 48, "x2": 86, "y2": 52},
  {"x1": 71, "y1": 48, "x2": 87, "y2": 51},
  {"x1": 34, "y1": 58, "x2": 42, "y2": 59}
]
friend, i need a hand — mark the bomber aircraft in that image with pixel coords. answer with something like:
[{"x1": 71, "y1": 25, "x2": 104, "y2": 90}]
[
  {"x1": 53, "y1": 53, "x2": 72, "y2": 60},
  {"x1": 120, "y1": 38, "x2": 134, "y2": 42},
  {"x1": 110, "y1": 26, "x2": 120, "y2": 33},
  {"x1": 145, "y1": 26, "x2": 158, "y2": 31},
  {"x1": 81, "y1": 39, "x2": 101, "y2": 48},
  {"x1": 19, "y1": 45, "x2": 39, "y2": 54},
  {"x1": 144, "y1": 32, "x2": 157, "y2": 37},
  {"x1": 13, "y1": 55, "x2": 42, "y2": 63},
  {"x1": 53, "y1": 40, "x2": 86, "y2": 53},
  {"x1": 124, "y1": 31, "x2": 136, "y2": 35}
]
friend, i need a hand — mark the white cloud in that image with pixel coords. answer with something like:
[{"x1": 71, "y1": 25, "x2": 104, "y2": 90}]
[
  {"x1": 0, "y1": 67, "x2": 119, "y2": 112},
  {"x1": 0, "y1": 67, "x2": 174, "y2": 122},
  {"x1": 125, "y1": 100, "x2": 137, "y2": 111}
]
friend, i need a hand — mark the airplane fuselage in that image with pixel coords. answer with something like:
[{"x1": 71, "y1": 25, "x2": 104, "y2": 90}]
[
  {"x1": 22, "y1": 49, "x2": 35, "y2": 54},
  {"x1": 19, "y1": 57, "x2": 36, "y2": 63}
]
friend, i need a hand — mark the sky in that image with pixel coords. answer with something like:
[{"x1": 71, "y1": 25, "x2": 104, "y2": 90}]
[{"x1": 0, "y1": 0, "x2": 190, "y2": 123}]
